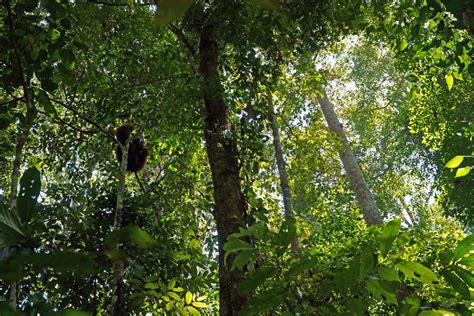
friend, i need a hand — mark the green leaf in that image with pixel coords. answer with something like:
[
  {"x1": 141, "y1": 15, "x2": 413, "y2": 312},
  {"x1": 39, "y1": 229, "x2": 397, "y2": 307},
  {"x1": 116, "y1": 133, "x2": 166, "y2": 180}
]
[
  {"x1": 453, "y1": 234, "x2": 474, "y2": 261},
  {"x1": 459, "y1": 254, "x2": 474, "y2": 267},
  {"x1": 441, "y1": 271, "x2": 470, "y2": 299},
  {"x1": 35, "y1": 90, "x2": 56, "y2": 116},
  {"x1": 0, "y1": 301, "x2": 22, "y2": 315},
  {"x1": 0, "y1": 204, "x2": 25, "y2": 247},
  {"x1": 452, "y1": 266, "x2": 474, "y2": 288},
  {"x1": 359, "y1": 247, "x2": 375, "y2": 280},
  {"x1": 122, "y1": 226, "x2": 156, "y2": 248},
  {"x1": 238, "y1": 267, "x2": 276, "y2": 293},
  {"x1": 186, "y1": 306, "x2": 201, "y2": 316},
  {"x1": 400, "y1": 296, "x2": 420, "y2": 316},
  {"x1": 167, "y1": 291, "x2": 180, "y2": 301},
  {"x1": 238, "y1": 288, "x2": 286, "y2": 315},
  {"x1": 154, "y1": 0, "x2": 194, "y2": 26},
  {"x1": 419, "y1": 311, "x2": 456, "y2": 316},
  {"x1": 167, "y1": 279, "x2": 176, "y2": 290},
  {"x1": 231, "y1": 249, "x2": 255, "y2": 271},
  {"x1": 49, "y1": 28, "x2": 61, "y2": 41},
  {"x1": 144, "y1": 282, "x2": 159, "y2": 290},
  {"x1": 455, "y1": 166, "x2": 471, "y2": 178},
  {"x1": 185, "y1": 291, "x2": 192, "y2": 305},
  {"x1": 445, "y1": 73, "x2": 454, "y2": 91},
  {"x1": 345, "y1": 297, "x2": 364, "y2": 315},
  {"x1": 223, "y1": 237, "x2": 253, "y2": 263},
  {"x1": 366, "y1": 279, "x2": 398, "y2": 304},
  {"x1": 379, "y1": 218, "x2": 401, "y2": 256},
  {"x1": 27, "y1": 251, "x2": 96, "y2": 275},
  {"x1": 191, "y1": 301, "x2": 208, "y2": 308},
  {"x1": 445, "y1": 156, "x2": 464, "y2": 168},
  {"x1": 59, "y1": 310, "x2": 91, "y2": 316},
  {"x1": 398, "y1": 39, "x2": 409, "y2": 51},
  {"x1": 17, "y1": 167, "x2": 41, "y2": 223},
  {"x1": 439, "y1": 250, "x2": 454, "y2": 266},
  {"x1": 376, "y1": 266, "x2": 399, "y2": 282},
  {"x1": 396, "y1": 260, "x2": 438, "y2": 284},
  {"x1": 275, "y1": 218, "x2": 296, "y2": 256}
]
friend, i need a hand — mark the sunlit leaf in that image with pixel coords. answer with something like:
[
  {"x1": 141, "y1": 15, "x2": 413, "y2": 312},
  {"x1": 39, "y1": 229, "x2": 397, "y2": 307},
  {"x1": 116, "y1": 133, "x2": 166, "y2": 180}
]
[
  {"x1": 455, "y1": 166, "x2": 471, "y2": 178},
  {"x1": 379, "y1": 218, "x2": 400, "y2": 256},
  {"x1": 396, "y1": 260, "x2": 438, "y2": 284},
  {"x1": 167, "y1": 279, "x2": 176, "y2": 290},
  {"x1": 453, "y1": 234, "x2": 474, "y2": 261},
  {"x1": 185, "y1": 291, "x2": 193, "y2": 305},
  {"x1": 196, "y1": 295, "x2": 207, "y2": 301},
  {"x1": 445, "y1": 156, "x2": 464, "y2": 168},
  {"x1": 49, "y1": 28, "x2": 60, "y2": 41},
  {"x1": 445, "y1": 73, "x2": 454, "y2": 91},
  {"x1": 398, "y1": 39, "x2": 409, "y2": 51},
  {"x1": 186, "y1": 306, "x2": 201, "y2": 315},
  {"x1": 419, "y1": 310, "x2": 456, "y2": 316},
  {"x1": 191, "y1": 301, "x2": 208, "y2": 308},
  {"x1": 167, "y1": 291, "x2": 180, "y2": 301}
]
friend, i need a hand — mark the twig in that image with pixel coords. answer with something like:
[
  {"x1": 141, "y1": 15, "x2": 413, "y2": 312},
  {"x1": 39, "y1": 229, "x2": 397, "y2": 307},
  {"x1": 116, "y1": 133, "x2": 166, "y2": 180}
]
[
  {"x1": 49, "y1": 97, "x2": 117, "y2": 144},
  {"x1": 36, "y1": 109, "x2": 96, "y2": 135}
]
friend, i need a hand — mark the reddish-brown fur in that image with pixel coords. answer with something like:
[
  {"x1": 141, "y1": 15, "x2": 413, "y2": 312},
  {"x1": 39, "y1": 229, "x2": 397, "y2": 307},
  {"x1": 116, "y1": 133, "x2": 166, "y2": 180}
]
[{"x1": 115, "y1": 124, "x2": 148, "y2": 172}]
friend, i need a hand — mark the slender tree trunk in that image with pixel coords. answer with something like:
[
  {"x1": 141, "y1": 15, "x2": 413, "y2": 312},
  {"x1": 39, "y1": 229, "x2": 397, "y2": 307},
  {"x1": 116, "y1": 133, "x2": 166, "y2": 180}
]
[
  {"x1": 266, "y1": 86, "x2": 301, "y2": 254},
  {"x1": 4, "y1": 0, "x2": 38, "y2": 308},
  {"x1": 316, "y1": 88, "x2": 383, "y2": 226},
  {"x1": 198, "y1": 23, "x2": 248, "y2": 315},
  {"x1": 110, "y1": 138, "x2": 131, "y2": 316}
]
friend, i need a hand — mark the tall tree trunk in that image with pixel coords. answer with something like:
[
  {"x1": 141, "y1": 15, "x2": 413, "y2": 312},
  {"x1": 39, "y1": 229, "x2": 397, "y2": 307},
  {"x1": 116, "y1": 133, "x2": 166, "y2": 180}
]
[
  {"x1": 4, "y1": 0, "x2": 37, "y2": 308},
  {"x1": 198, "y1": 23, "x2": 248, "y2": 315},
  {"x1": 110, "y1": 137, "x2": 131, "y2": 316},
  {"x1": 266, "y1": 85, "x2": 301, "y2": 255},
  {"x1": 317, "y1": 88, "x2": 383, "y2": 226}
]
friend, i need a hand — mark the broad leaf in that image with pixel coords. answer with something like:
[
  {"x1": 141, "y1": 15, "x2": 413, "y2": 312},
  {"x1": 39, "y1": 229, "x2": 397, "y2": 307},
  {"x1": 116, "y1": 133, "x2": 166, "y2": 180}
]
[
  {"x1": 0, "y1": 205, "x2": 25, "y2": 248},
  {"x1": 17, "y1": 167, "x2": 41, "y2": 223},
  {"x1": 238, "y1": 267, "x2": 276, "y2": 293},
  {"x1": 396, "y1": 260, "x2": 438, "y2": 284},
  {"x1": 419, "y1": 311, "x2": 456, "y2": 316},
  {"x1": 445, "y1": 73, "x2": 454, "y2": 91},
  {"x1": 185, "y1": 291, "x2": 192, "y2": 305},
  {"x1": 452, "y1": 266, "x2": 474, "y2": 288},
  {"x1": 379, "y1": 218, "x2": 401, "y2": 256},
  {"x1": 453, "y1": 234, "x2": 474, "y2": 261},
  {"x1": 441, "y1": 271, "x2": 470, "y2": 299},
  {"x1": 455, "y1": 166, "x2": 471, "y2": 178},
  {"x1": 445, "y1": 156, "x2": 464, "y2": 168},
  {"x1": 231, "y1": 249, "x2": 255, "y2": 271}
]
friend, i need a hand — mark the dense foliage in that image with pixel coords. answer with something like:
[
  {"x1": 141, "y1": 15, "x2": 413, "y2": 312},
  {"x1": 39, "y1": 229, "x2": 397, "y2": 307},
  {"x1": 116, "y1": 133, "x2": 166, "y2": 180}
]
[{"x1": 0, "y1": 0, "x2": 472, "y2": 315}]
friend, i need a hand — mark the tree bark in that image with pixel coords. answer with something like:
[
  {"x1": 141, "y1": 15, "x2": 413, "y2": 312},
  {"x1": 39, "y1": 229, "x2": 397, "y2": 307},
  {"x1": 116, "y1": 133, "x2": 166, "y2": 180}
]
[
  {"x1": 198, "y1": 23, "x2": 248, "y2": 315},
  {"x1": 266, "y1": 86, "x2": 301, "y2": 255},
  {"x1": 110, "y1": 137, "x2": 131, "y2": 316},
  {"x1": 317, "y1": 88, "x2": 383, "y2": 226},
  {"x1": 4, "y1": 0, "x2": 38, "y2": 308}
]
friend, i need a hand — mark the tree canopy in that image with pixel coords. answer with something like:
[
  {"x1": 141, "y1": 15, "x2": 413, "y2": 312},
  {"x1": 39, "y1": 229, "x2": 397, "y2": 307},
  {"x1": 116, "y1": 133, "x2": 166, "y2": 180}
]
[{"x1": 0, "y1": 0, "x2": 472, "y2": 315}]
